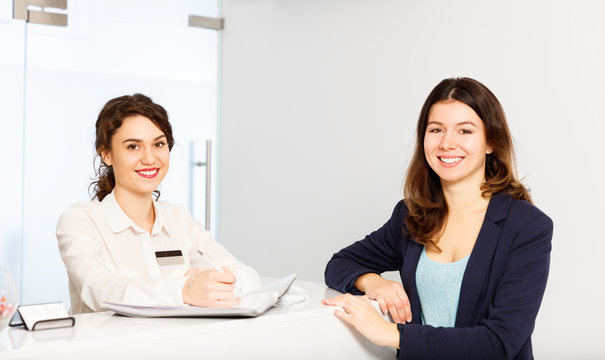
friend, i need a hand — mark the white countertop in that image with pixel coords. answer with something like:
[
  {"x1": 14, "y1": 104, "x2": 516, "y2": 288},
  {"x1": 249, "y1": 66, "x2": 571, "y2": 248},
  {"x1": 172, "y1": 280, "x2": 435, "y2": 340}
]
[{"x1": 0, "y1": 280, "x2": 396, "y2": 359}]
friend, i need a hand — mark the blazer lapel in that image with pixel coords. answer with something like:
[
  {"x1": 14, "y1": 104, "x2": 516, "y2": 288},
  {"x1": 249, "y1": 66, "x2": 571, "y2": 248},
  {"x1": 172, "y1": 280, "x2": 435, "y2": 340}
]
[
  {"x1": 401, "y1": 240, "x2": 423, "y2": 324},
  {"x1": 455, "y1": 193, "x2": 511, "y2": 327}
]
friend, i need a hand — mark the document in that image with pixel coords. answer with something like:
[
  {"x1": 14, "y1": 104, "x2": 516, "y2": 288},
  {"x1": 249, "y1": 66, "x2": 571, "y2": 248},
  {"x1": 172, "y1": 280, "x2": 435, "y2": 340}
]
[{"x1": 101, "y1": 273, "x2": 297, "y2": 318}]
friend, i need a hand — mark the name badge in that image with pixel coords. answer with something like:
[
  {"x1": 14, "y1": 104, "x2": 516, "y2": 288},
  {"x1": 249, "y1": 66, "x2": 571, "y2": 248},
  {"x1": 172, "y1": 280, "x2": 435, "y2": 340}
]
[{"x1": 155, "y1": 250, "x2": 185, "y2": 266}]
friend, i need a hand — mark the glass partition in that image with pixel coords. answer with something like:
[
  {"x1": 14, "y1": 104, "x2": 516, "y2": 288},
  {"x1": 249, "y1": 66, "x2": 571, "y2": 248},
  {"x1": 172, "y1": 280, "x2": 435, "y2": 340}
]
[
  {"x1": 0, "y1": 5, "x2": 25, "y2": 302},
  {"x1": 2, "y1": 0, "x2": 221, "y2": 308}
]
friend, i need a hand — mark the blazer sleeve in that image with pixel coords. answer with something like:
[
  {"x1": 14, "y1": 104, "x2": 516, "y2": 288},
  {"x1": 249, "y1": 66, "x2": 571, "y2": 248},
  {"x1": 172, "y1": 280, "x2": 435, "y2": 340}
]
[
  {"x1": 397, "y1": 213, "x2": 553, "y2": 360},
  {"x1": 324, "y1": 201, "x2": 407, "y2": 294}
]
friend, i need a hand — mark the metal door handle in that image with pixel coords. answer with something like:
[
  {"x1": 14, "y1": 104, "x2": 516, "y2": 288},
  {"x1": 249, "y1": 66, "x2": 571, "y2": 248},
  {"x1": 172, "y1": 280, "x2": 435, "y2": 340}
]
[{"x1": 192, "y1": 140, "x2": 211, "y2": 231}]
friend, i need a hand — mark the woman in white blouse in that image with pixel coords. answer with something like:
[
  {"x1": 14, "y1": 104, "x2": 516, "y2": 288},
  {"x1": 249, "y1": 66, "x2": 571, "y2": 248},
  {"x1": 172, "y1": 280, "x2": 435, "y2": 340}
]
[{"x1": 57, "y1": 93, "x2": 260, "y2": 314}]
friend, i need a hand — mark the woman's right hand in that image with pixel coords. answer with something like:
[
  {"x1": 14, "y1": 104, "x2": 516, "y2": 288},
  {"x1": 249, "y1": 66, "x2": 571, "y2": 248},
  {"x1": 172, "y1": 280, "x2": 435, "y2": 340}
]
[
  {"x1": 182, "y1": 266, "x2": 241, "y2": 308},
  {"x1": 354, "y1": 273, "x2": 411, "y2": 324}
]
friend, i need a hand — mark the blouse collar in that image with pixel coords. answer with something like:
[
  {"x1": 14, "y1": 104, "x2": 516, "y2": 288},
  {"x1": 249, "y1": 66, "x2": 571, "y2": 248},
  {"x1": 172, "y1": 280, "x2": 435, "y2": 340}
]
[{"x1": 99, "y1": 191, "x2": 169, "y2": 236}]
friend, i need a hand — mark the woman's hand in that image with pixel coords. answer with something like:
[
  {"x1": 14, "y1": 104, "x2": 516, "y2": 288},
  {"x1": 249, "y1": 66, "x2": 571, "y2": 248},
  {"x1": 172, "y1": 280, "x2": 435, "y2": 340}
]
[
  {"x1": 322, "y1": 294, "x2": 400, "y2": 348},
  {"x1": 182, "y1": 266, "x2": 241, "y2": 307},
  {"x1": 354, "y1": 273, "x2": 411, "y2": 324}
]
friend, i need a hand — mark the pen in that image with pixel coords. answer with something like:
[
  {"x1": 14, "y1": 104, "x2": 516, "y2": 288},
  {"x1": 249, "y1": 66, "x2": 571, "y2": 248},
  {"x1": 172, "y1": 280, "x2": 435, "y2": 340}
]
[
  {"x1": 196, "y1": 250, "x2": 241, "y2": 292},
  {"x1": 196, "y1": 250, "x2": 223, "y2": 272},
  {"x1": 188, "y1": 260, "x2": 195, "y2": 287}
]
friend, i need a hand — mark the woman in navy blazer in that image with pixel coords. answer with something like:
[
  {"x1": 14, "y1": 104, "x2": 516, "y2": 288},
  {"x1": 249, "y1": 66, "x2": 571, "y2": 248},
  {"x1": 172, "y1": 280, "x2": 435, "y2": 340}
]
[{"x1": 323, "y1": 78, "x2": 552, "y2": 360}]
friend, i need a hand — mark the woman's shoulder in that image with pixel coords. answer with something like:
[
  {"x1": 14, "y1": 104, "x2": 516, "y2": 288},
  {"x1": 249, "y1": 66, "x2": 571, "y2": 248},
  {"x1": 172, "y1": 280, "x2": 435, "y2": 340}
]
[
  {"x1": 384, "y1": 199, "x2": 409, "y2": 232},
  {"x1": 508, "y1": 195, "x2": 550, "y2": 218},
  {"x1": 496, "y1": 193, "x2": 553, "y2": 231},
  {"x1": 392, "y1": 199, "x2": 409, "y2": 216},
  {"x1": 154, "y1": 199, "x2": 197, "y2": 226},
  {"x1": 59, "y1": 200, "x2": 101, "y2": 219},
  {"x1": 56, "y1": 200, "x2": 104, "y2": 232}
]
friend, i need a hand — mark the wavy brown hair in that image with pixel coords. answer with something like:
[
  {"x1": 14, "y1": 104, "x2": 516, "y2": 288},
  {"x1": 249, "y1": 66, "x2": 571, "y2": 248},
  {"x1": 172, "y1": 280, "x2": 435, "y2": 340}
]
[
  {"x1": 90, "y1": 93, "x2": 174, "y2": 201},
  {"x1": 404, "y1": 77, "x2": 531, "y2": 250}
]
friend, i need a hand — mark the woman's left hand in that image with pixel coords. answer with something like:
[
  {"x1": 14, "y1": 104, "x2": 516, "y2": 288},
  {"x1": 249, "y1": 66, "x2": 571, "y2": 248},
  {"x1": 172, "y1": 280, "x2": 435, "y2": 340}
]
[{"x1": 322, "y1": 294, "x2": 400, "y2": 348}]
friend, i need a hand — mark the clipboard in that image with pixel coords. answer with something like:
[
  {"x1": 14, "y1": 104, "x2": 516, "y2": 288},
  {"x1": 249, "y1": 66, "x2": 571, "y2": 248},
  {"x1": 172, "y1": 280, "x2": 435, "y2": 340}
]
[{"x1": 102, "y1": 273, "x2": 297, "y2": 318}]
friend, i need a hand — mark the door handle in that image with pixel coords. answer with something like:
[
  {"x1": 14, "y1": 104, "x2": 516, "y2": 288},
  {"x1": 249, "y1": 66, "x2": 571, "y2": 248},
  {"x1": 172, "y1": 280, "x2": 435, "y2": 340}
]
[{"x1": 191, "y1": 140, "x2": 211, "y2": 231}]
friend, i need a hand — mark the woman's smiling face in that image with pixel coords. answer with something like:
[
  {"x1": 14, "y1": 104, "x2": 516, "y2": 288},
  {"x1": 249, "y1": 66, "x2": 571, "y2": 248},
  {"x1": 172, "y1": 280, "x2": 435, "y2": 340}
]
[
  {"x1": 102, "y1": 114, "x2": 170, "y2": 197},
  {"x1": 423, "y1": 100, "x2": 491, "y2": 187}
]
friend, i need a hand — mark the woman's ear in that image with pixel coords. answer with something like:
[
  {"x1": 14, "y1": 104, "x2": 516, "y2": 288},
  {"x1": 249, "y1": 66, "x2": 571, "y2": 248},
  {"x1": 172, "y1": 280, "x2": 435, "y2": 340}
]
[
  {"x1": 101, "y1": 149, "x2": 112, "y2": 166},
  {"x1": 486, "y1": 146, "x2": 493, "y2": 154}
]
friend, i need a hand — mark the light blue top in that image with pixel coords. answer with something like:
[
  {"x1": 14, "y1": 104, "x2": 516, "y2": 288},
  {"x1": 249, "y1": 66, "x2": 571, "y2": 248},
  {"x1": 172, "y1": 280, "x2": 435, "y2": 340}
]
[{"x1": 415, "y1": 247, "x2": 470, "y2": 327}]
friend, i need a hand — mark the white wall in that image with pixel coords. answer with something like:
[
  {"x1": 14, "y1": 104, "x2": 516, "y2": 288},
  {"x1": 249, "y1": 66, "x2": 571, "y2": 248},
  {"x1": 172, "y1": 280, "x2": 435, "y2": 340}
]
[{"x1": 220, "y1": 0, "x2": 605, "y2": 358}]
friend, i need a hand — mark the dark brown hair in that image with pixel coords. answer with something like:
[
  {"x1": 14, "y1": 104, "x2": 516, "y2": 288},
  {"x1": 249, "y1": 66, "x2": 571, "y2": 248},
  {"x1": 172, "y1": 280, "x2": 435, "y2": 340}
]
[
  {"x1": 404, "y1": 77, "x2": 531, "y2": 249},
  {"x1": 90, "y1": 93, "x2": 174, "y2": 201}
]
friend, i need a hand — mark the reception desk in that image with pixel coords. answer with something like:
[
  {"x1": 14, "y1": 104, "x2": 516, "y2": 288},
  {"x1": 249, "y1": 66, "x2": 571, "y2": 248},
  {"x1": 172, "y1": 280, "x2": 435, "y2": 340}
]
[{"x1": 0, "y1": 280, "x2": 396, "y2": 359}]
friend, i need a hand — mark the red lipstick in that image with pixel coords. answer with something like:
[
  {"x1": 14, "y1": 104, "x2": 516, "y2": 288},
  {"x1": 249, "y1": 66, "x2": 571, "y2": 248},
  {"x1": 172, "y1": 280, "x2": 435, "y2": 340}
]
[{"x1": 135, "y1": 168, "x2": 160, "y2": 178}]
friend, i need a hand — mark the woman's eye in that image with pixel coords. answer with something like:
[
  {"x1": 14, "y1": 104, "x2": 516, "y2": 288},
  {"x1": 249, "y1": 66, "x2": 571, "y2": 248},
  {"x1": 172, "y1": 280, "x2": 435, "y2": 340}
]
[
  {"x1": 460, "y1": 129, "x2": 472, "y2": 134},
  {"x1": 155, "y1": 141, "x2": 166, "y2": 148},
  {"x1": 428, "y1": 128, "x2": 442, "y2": 133},
  {"x1": 127, "y1": 144, "x2": 139, "y2": 150}
]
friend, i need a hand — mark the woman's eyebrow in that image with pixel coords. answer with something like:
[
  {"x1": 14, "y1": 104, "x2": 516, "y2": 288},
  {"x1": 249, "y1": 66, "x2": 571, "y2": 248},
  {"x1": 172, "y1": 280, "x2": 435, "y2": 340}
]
[
  {"x1": 456, "y1": 121, "x2": 478, "y2": 127},
  {"x1": 122, "y1": 135, "x2": 166, "y2": 143},
  {"x1": 427, "y1": 120, "x2": 478, "y2": 127}
]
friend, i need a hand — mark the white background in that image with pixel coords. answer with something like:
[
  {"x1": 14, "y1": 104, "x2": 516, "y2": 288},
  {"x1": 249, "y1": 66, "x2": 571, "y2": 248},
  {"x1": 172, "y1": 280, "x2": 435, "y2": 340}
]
[{"x1": 219, "y1": 0, "x2": 605, "y2": 358}]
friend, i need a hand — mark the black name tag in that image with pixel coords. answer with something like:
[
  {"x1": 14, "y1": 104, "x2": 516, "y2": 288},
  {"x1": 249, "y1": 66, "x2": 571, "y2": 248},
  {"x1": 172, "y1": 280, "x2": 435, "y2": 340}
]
[{"x1": 155, "y1": 250, "x2": 185, "y2": 266}]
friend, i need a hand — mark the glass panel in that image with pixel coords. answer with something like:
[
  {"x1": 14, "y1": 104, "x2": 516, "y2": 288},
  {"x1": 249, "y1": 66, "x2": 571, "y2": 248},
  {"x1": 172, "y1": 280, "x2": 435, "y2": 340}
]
[
  {"x1": 0, "y1": 10, "x2": 25, "y2": 300},
  {"x1": 21, "y1": 0, "x2": 220, "y2": 306}
]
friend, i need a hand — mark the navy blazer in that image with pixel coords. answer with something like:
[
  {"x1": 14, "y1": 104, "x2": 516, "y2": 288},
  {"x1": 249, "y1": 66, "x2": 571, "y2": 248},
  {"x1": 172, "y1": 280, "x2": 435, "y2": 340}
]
[{"x1": 325, "y1": 193, "x2": 552, "y2": 360}]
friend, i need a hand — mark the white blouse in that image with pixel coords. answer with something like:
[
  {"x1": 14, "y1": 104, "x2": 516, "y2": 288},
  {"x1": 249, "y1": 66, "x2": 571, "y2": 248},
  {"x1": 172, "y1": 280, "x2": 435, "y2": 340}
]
[{"x1": 56, "y1": 192, "x2": 261, "y2": 314}]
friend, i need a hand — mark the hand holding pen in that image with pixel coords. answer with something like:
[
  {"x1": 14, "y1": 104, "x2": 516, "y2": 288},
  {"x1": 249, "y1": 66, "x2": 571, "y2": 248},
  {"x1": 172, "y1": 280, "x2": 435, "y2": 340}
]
[{"x1": 182, "y1": 250, "x2": 241, "y2": 308}]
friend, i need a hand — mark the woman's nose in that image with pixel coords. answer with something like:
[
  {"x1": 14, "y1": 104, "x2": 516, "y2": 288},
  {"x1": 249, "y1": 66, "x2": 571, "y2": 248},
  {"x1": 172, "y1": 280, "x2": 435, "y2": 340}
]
[
  {"x1": 439, "y1": 132, "x2": 456, "y2": 150},
  {"x1": 141, "y1": 147, "x2": 155, "y2": 164}
]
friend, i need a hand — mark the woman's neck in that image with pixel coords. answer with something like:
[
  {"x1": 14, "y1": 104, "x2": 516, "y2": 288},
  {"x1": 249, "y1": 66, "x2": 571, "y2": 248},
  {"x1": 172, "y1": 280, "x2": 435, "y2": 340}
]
[
  {"x1": 441, "y1": 177, "x2": 490, "y2": 216},
  {"x1": 113, "y1": 186, "x2": 155, "y2": 233}
]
